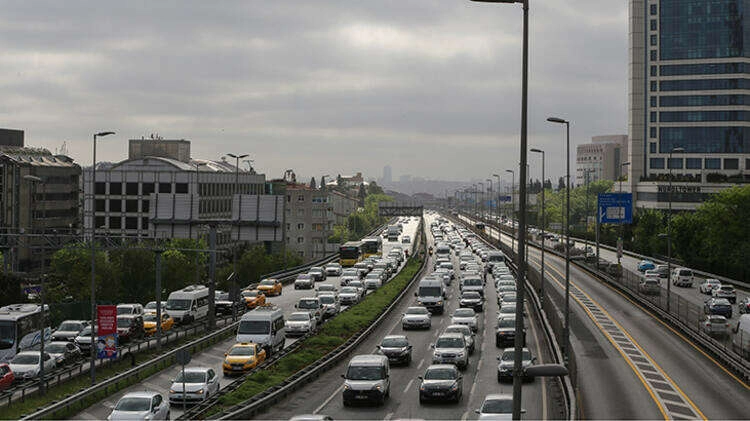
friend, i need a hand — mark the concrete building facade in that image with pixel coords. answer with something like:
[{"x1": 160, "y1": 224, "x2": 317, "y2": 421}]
[
  {"x1": 629, "y1": 0, "x2": 750, "y2": 210},
  {"x1": 576, "y1": 135, "x2": 629, "y2": 185},
  {"x1": 329, "y1": 190, "x2": 359, "y2": 226},
  {"x1": 283, "y1": 183, "x2": 335, "y2": 261}
]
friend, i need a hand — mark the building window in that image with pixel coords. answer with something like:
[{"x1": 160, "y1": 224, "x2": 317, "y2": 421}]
[
  {"x1": 297, "y1": 195, "x2": 305, "y2": 201},
  {"x1": 125, "y1": 217, "x2": 138, "y2": 230},
  {"x1": 650, "y1": 66, "x2": 657, "y2": 77},
  {"x1": 126, "y1": 183, "x2": 138, "y2": 195},
  {"x1": 125, "y1": 200, "x2": 138, "y2": 213},
  {"x1": 650, "y1": 96, "x2": 657, "y2": 107},
  {"x1": 159, "y1": 183, "x2": 171, "y2": 193},
  {"x1": 175, "y1": 183, "x2": 188, "y2": 194},
  {"x1": 95, "y1": 216, "x2": 106, "y2": 228},
  {"x1": 661, "y1": 79, "x2": 750, "y2": 91},
  {"x1": 312, "y1": 223, "x2": 324, "y2": 231},
  {"x1": 705, "y1": 158, "x2": 721, "y2": 169},
  {"x1": 298, "y1": 251, "x2": 304, "y2": 257},
  {"x1": 286, "y1": 223, "x2": 291, "y2": 230},
  {"x1": 650, "y1": 19, "x2": 657, "y2": 31},
  {"x1": 297, "y1": 209, "x2": 305, "y2": 217},
  {"x1": 106, "y1": 182, "x2": 120, "y2": 195},
  {"x1": 109, "y1": 216, "x2": 121, "y2": 229},
  {"x1": 650, "y1": 81, "x2": 657, "y2": 92},
  {"x1": 650, "y1": 4, "x2": 656, "y2": 15},
  {"x1": 287, "y1": 195, "x2": 291, "y2": 202},
  {"x1": 95, "y1": 182, "x2": 106, "y2": 195},
  {"x1": 142, "y1": 183, "x2": 155, "y2": 195},
  {"x1": 297, "y1": 223, "x2": 304, "y2": 230},
  {"x1": 746, "y1": 158, "x2": 750, "y2": 170},
  {"x1": 650, "y1": 143, "x2": 657, "y2": 153},
  {"x1": 650, "y1": 158, "x2": 665, "y2": 169},
  {"x1": 95, "y1": 199, "x2": 106, "y2": 212},
  {"x1": 141, "y1": 217, "x2": 149, "y2": 230},
  {"x1": 650, "y1": 50, "x2": 657, "y2": 61},
  {"x1": 297, "y1": 237, "x2": 304, "y2": 243},
  {"x1": 686, "y1": 158, "x2": 702, "y2": 169},
  {"x1": 667, "y1": 158, "x2": 683, "y2": 169},
  {"x1": 650, "y1": 112, "x2": 657, "y2": 122},
  {"x1": 724, "y1": 158, "x2": 739, "y2": 170},
  {"x1": 109, "y1": 199, "x2": 122, "y2": 212},
  {"x1": 659, "y1": 127, "x2": 747, "y2": 153},
  {"x1": 312, "y1": 196, "x2": 327, "y2": 203},
  {"x1": 650, "y1": 127, "x2": 657, "y2": 138},
  {"x1": 141, "y1": 200, "x2": 150, "y2": 213},
  {"x1": 650, "y1": 34, "x2": 657, "y2": 46}
]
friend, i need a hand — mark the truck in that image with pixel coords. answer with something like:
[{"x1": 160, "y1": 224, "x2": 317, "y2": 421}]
[{"x1": 386, "y1": 225, "x2": 400, "y2": 242}]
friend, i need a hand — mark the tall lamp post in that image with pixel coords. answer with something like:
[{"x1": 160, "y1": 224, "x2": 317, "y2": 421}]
[
  {"x1": 478, "y1": 182, "x2": 484, "y2": 222},
  {"x1": 583, "y1": 168, "x2": 595, "y2": 256},
  {"x1": 506, "y1": 169, "x2": 515, "y2": 252},
  {"x1": 530, "y1": 149, "x2": 545, "y2": 305},
  {"x1": 663, "y1": 146, "x2": 684, "y2": 312},
  {"x1": 90, "y1": 130, "x2": 114, "y2": 385},
  {"x1": 194, "y1": 162, "x2": 208, "y2": 283},
  {"x1": 492, "y1": 173, "x2": 501, "y2": 245},
  {"x1": 227, "y1": 153, "x2": 248, "y2": 322},
  {"x1": 470, "y1": 0, "x2": 530, "y2": 418},
  {"x1": 486, "y1": 178, "x2": 493, "y2": 223},
  {"x1": 546, "y1": 116, "x2": 571, "y2": 366},
  {"x1": 23, "y1": 175, "x2": 46, "y2": 394},
  {"x1": 618, "y1": 161, "x2": 631, "y2": 266}
]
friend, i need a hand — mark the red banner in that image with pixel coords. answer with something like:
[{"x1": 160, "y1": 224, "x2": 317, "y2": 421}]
[{"x1": 97, "y1": 305, "x2": 117, "y2": 335}]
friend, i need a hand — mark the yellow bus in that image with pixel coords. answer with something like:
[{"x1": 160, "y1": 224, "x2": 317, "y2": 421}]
[
  {"x1": 339, "y1": 241, "x2": 364, "y2": 267},
  {"x1": 361, "y1": 237, "x2": 382, "y2": 258}
]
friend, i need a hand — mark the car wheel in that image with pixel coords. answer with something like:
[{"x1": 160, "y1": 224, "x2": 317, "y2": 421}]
[
  {"x1": 166, "y1": 411, "x2": 170, "y2": 420},
  {"x1": 343, "y1": 399, "x2": 349, "y2": 407},
  {"x1": 419, "y1": 396, "x2": 425, "y2": 404}
]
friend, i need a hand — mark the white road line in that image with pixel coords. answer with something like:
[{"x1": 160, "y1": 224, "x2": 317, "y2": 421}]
[
  {"x1": 417, "y1": 358, "x2": 425, "y2": 369},
  {"x1": 461, "y1": 410, "x2": 470, "y2": 421},
  {"x1": 403, "y1": 378, "x2": 414, "y2": 394},
  {"x1": 313, "y1": 384, "x2": 343, "y2": 415},
  {"x1": 384, "y1": 411, "x2": 395, "y2": 421},
  {"x1": 76, "y1": 411, "x2": 100, "y2": 420}
]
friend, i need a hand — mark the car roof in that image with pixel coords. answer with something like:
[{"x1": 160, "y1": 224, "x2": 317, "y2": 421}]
[
  {"x1": 290, "y1": 311, "x2": 312, "y2": 317},
  {"x1": 383, "y1": 334, "x2": 407, "y2": 341},
  {"x1": 183, "y1": 366, "x2": 212, "y2": 373},
  {"x1": 120, "y1": 391, "x2": 160, "y2": 399},
  {"x1": 231, "y1": 342, "x2": 257, "y2": 348},
  {"x1": 438, "y1": 332, "x2": 464, "y2": 339},
  {"x1": 426, "y1": 364, "x2": 457, "y2": 371},
  {"x1": 349, "y1": 354, "x2": 388, "y2": 365},
  {"x1": 483, "y1": 393, "x2": 513, "y2": 401}
]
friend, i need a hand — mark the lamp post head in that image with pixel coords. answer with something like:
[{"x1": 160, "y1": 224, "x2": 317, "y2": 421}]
[
  {"x1": 530, "y1": 148, "x2": 543, "y2": 154},
  {"x1": 622, "y1": 162, "x2": 631, "y2": 167},
  {"x1": 546, "y1": 117, "x2": 567, "y2": 124},
  {"x1": 492, "y1": 173, "x2": 500, "y2": 177},
  {"x1": 23, "y1": 175, "x2": 43, "y2": 183},
  {"x1": 94, "y1": 131, "x2": 115, "y2": 137},
  {"x1": 671, "y1": 147, "x2": 685, "y2": 153},
  {"x1": 470, "y1": 0, "x2": 521, "y2": 3},
  {"x1": 506, "y1": 169, "x2": 514, "y2": 174}
]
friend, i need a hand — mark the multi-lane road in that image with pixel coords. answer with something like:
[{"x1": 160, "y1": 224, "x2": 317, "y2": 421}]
[
  {"x1": 255, "y1": 213, "x2": 560, "y2": 420},
  {"x1": 75, "y1": 218, "x2": 421, "y2": 420}
]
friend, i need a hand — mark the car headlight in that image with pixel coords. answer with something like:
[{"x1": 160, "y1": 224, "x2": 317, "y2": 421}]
[
  {"x1": 169, "y1": 389, "x2": 176, "y2": 394},
  {"x1": 456, "y1": 351, "x2": 465, "y2": 357},
  {"x1": 400, "y1": 348, "x2": 410, "y2": 355},
  {"x1": 450, "y1": 383, "x2": 459, "y2": 391},
  {"x1": 196, "y1": 388, "x2": 204, "y2": 394},
  {"x1": 343, "y1": 383, "x2": 350, "y2": 390},
  {"x1": 372, "y1": 384, "x2": 382, "y2": 391},
  {"x1": 437, "y1": 301, "x2": 443, "y2": 305}
]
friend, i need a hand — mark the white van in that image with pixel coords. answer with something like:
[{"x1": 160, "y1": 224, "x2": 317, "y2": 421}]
[
  {"x1": 341, "y1": 354, "x2": 390, "y2": 406},
  {"x1": 435, "y1": 244, "x2": 452, "y2": 259},
  {"x1": 486, "y1": 251, "x2": 505, "y2": 269},
  {"x1": 732, "y1": 314, "x2": 750, "y2": 358},
  {"x1": 165, "y1": 285, "x2": 209, "y2": 324},
  {"x1": 237, "y1": 305, "x2": 286, "y2": 356}
]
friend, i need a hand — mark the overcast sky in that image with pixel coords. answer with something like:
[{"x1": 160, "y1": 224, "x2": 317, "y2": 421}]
[{"x1": 1, "y1": 0, "x2": 628, "y2": 184}]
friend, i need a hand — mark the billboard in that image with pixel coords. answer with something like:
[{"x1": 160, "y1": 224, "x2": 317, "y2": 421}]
[
  {"x1": 96, "y1": 305, "x2": 118, "y2": 359},
  {"x1": 598, "y1": 193, "x2": 633, "y2": 224}
]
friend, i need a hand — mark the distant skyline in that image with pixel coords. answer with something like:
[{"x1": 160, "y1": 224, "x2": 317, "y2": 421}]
[{"x1": 1, "y1": 1, "x2": 627, "y2": 183}]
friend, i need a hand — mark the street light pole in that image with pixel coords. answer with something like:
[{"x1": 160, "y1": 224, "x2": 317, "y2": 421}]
[
  {"x1": 23, "y1": 175, "x2": 46, "y2": 394},
  {"x1": 227, "y1": 153, "x2": 248, "y2": 322},
  {"x1": 505, "y1": 169, "x2": 515, "y2": 253},
  {"x1": 530, "y1": 149, "x2": 545, "y2": 306},
  {"x1": 546, "y1": 116, "x2": 571, "y2": 366},
  {"x1": 194, "y1": 162, "x2": 207, "y2": 284},
  {"x1": 492, "y1": 173, "x2": 501, "y2": 245},
  {"x1": 478, "y1": 182, "x2": 484, "y2": 223},
  {"x1": 90, "y1": 130, "x2": 114, "y2": 385},
  {"x1": 486, "y1": 178, "x2": 493, "y2": 223},
  {"x1": 665, "y1": 147, "x2": 684, "y2": 312},
  {"x1": 618, "y1": 162, "x2": 631, "y2": 266}
]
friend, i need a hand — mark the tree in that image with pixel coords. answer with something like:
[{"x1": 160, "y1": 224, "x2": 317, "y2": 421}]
[
  {"x1": 557, "y1": 177, "x2": 566, "y2": 191},
  {"x1": 309, "y1": 177, "x2": 317, "y2": 189},
  {"x1": 50, "y1": 244, "x2": 117, "y2": 303},
  {"x1": 0, "y1": 272, "x2": 26, "y2": 306},
  {"x1": 367, "y1": 181, "x2": 384, "y2": 195},
  {"x1": 544, "y1": 179, "x2": 553, "y2": 190},
  {"x1": 110, "y1": 248, "x2": 156, "y2": 304}
]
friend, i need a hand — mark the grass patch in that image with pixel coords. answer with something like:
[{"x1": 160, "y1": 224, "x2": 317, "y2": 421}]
[
  {"x1": 2, "y1": 324, "x2": 236, "y2": 420},
  {"x1": 205, "y1": 256, "x2": 423, "y2": 417}
]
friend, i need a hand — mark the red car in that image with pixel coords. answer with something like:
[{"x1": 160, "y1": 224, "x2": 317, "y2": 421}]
[{"x1": 0, "y1": 364, "x2": 14, "y2": 390}]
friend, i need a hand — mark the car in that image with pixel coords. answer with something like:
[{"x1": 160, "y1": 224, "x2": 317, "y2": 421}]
[
  {"x1": 353, "y1": 263, "x2": 370, "y2": 278},
  {"x1": 222, "y1": 342, "x2": 267, "y2": 375},
  {"x1": 341, "y1": 354, "x2": 390, "y2": 406},
  {"x1": 460, "y1": 277, "x2": 484, "y2": 297},
  {"x1": 50, "y1": 319, "x2": 88, "y2": 342},
  {"x1": 638, "y1": 278, "x2": 660, "y2": 295},
  {"x1": 339, "y1": 286, "x2": 360, "y2": 305},
  {"x1": 117, "y1": 314, "x2": 145, "y2": 343},
  {"x1": 643, "y1": 269, "x2": 660, "y2": 280},
  {"x1": 9, "y1": 351, "x2": 55, "y2": 380},
  {"x1": 497, "y1": 347, "x2": 535, "y2": 382},
  {"x1": 169, "y1": 366, "x2": 220, "y2": 403},
  {"x1": 295, "y1": 297, "x2": 323, "y2": 323},
  {"x1": 418, "y1": 364, "x2": 463, "y2": 403},
  {"x1": 402, "y1": 235, "x2": 411, "y2": 244},
  {"x1": 74, "y1": 325, "x2": 97, "y2": 353},
  {"x1": 108, "y1": 391, "x2": 169, "y2": 421},
  {"x1": 308, "y1": 267, "x2": 327, "y2": 282},
  {"x1": 475, "y1": 394, "x2": 516, "y2": 420},
  {"x1": 241, "y1": 289, "x2": 266, "y2": 309},
  {"x1": 431, "y1": 333, "x2": 469, "y2": 370},
  {"x1": 295, "y1": 274, "x2": 315, "y2": 290},
  {"x1": 637, "y1": 260, "x2": 656, "y2": 272},
  {"x1": 285, "y1": 312, "x2": 317, "y2": 337},
  {"x1": 315, "y1": 284, "x2": 338, "y2": 298},
  {"x1": 705, "y1": 298, "x2": 732, "y2": 318},
  {"x1": 348, "y1": 280, "x2": 367, "y2": 299},
  {"x1": 215, "y1": 290, "x2": 242, "y2": 315},
  {"x1": 712, "y1": 284, "x2": 737, "y2": 303},
  {"x1": 364, "y1": 274, "x2": 383, "y2": 290},
  {"x1": 143, "y1": 312, "x2": 174, "y2": 336},
  {"x1": 701, "y1": 315, "x2": 730, "y2": 338},
  {"x1": 671, "y1": 267, "x2": 694, "y2": 287},
  {"x1": 451, "y1": 308, "x2": 479, "y2": 332},
  {"x1": 739, "y1": 297, "x2": 750, "y2": 315},
  {"x1": 257, "y1": 278, "x2": 282, "y2": 296},
  {"x1": 444, "y1": 324, "x2": 476, "y2": 355},
  {"x1": 459, "y1": 291, "x2": 484, "y2": 313},
  {"x1": 402, "y1": 306, "x2": 432, "y2": 330},
  {"x1": 318, "y1": 293, "x2": 340, "y2": 318},
  {"x1": 699, "y1": 279, "x2": 722, "y2": 294},
  {"x1": 45, "y1": 341, "x2": 82, "y2": 365},
  {"x1": 376, "y1": 335, "x2": 413, "y2": 365},
  {"x1": 325, "y1": 263, "x2": 343, "y2": 277},
  {"x1": 116, "y1": 303, "x2": 144, "y2": 316},
  {"x1": 144, "y1": 301, "x2": 168, "y2": 314},
  {"x1": 654, "y1": 264, "x2": 670, "y2": 279},
  {"x1": 496, "y1": 316, "x2": 525, "y2": 348},
  {"x1": 0, "y1": 364, "x2": 14, "y2": 391},
  {"x1": 289, "y1": 415, "x2": 334, "y2": 421}
]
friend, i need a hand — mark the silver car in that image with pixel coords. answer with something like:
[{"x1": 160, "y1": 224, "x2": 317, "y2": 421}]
[
  {"x1": 701, "y1": 315, "x2": 730, "y2": 337},
  {"x1": 444, "y1": 324, "x2": 476, "y2": 354},
  {"x1": 402, "y1": 306, "x2": 432, "y2": 330},
  {"x1": 169, "y1": 367, "x2": 220, "y2": 403},
  {"x1": 285, "y1": 311, "x2": 317, "y2": 337},
  {"x1": 318, "y1": 293, "x2": 340, "y2": 318},
  {"x1": 108, "y1": 391, "x2": 169, "y2": 421},
  {"x1": 339, "y1": 286, "x2": 360, "y2": 305},
  {"x1": 431, "y1": 333, "x2": 469, "y2": 369},
  {"x1": 451, "y1": 308, "x2": 478, "y2": 332}
]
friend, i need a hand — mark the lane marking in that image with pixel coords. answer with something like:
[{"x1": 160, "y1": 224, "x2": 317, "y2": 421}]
[
  {"x1": 403, "y1": 378, "x2": 414, "y2": 394},
  {"x1": 417, "y1": 358, "x2": 424, "y2": 369},
  {"x1": 384, "y1": 412, "x2": 394, "y2": 421},
  {"x1": 461, "y1": 410, "x2": 470, "y2": 421},
  {"x1": 313, "y1": 384, "x2": 343, "y2": 415}
]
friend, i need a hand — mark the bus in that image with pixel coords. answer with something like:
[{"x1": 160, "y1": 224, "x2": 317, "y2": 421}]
[
  {"x1": 339, "y1": 241, "x2": 364, "y2": 267},
  {"x1": 0, "y1": 303, "x2": 50, "y2": 363},
  {"x1": 361, "y1": 237, "x2": 382, "y2": 258}
]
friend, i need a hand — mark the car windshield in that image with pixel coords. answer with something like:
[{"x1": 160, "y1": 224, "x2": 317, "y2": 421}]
[
  {"x1": 11, "y1": 354, "x2": 39, "y2": 364},
  {"x1": 446, "y1": 326, "x2": 470, "y2": 336},
  {"x1": 166, "y1": 299, "x2": 191, "y2": 311},
  {"x1": 679, "y1": 270, "x2": 692, "y2": 276},
  {"x1": 346, "y1": 365, "x2": 384, "y2": 380},
  {"x1": 145, "y1": 302, "x2": 158, "y2": 310},
  {"x1": 424, "y1": 368, "x2": 456, "y2": 380},
  {"x1": 502, "y1": 350, "x2": 532, "y2": 361},
  {"x1": 454, "y1": 309, "x2": 474, "y2": 317},
  {"x1": 463, "y1": 278, "x2": 482, "y2": 286},
  {"x1": 298, "y1": 300, "x2": 318, "y2": 309},
  {"x1": 436, "y1": 337, "x2": 464, "y2": 348},
  {"x1": 229, "y1": 346, "x2": 255, "y2": 356},
  {"x1": 498, "y1": 318, "x2": 516, "y2": 328},
  {"x1": 418, "y1": 286, "x2": 442, "y2": 297},
  {"x1": 381, "y1": 337, "x2": 408, "y2": 347},
  {"x1": 79, "y1": 326, "x2": 93, "y2": 336},
  {"x1": 297, "y1": 274, "x2": 312, "y2": 280},
  {"x1": 499, "y1": 306, "x2": 515, "y2": 313},
  {"x1": 215, "y1": 292, "x2": 230, "y2": 300},
  {"x1": 58, "y1": 322, "x2": 82, "y2": 331},
  {"x1": 144, "y1": 314, "x2": 157, "y2": 322},
  {"x1": 115, "y1": 397, "x2": 151, "y2": 412},
  {"x1": 117, "y1": 317, "x2": 133, "y2": 327},
  {"x1": 341, "y1": 287, "x2": 357, "y2": 294},
  {"x1": 350, "y1": 281, "x2": 363, "y2": 287},
  {"x1": 319, "y1": 296, "x2": 335, "y2": 304},
  {"x1": 175, "y1": 371, "x2": 207, "y2": 383},
  {"x1": 482, "y1": 398, "x2": 513, "y2": 414},
  {"x1": 238, "y1": 320, "x2": 270, "y2": 334},
  {"x1": 260, "y1": 280, "x2": 275, "y2": 286},
  {"x1": 46, "y1": 343, "x2": 68, "y2": 353},
  {"x1": 117, "y1": 307, "x2": 133, "y2": 315},
  {"x1": 289, "y1": 313, "x2": 309, "y2": 321},
  {"x1": 406, "y1": 307, "x2": 429, "y2": 315},
  {"x1": 462, "y1": 292, "x2": 481, "y2": 299}
]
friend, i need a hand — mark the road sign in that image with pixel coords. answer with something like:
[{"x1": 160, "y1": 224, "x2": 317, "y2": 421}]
[
  {"x1": 498, "y1": 195, "x2": 512, "y2": 202},
  {"x1": 598, "y1": 193, "x2": 633, "y2": 224},
  {"x1": 176, "y1": 348, "x2": 191, "y2": 365}
]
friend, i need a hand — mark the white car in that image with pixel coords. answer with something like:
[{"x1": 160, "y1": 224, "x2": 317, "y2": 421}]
[
  {"x1": 325, "y1": 263, "x2": 343, "y2": 277},
  {"x1": 9, "y1": 351, "x2": 55, "y2": 380},
  {"x1": 339, "y1": 286, "x2": 360, "y2": 305},
  {"x1": 712, "y1": 284, "x2": 737, "y2": 303},
  {"x1": 402, "y1": 306, "x2": 432, "y2": 330},
  {"x1": 475, "y1": 393, "x2": 517, "y2": 420},
  {"x1": 451, "y1": 308, "x2": 478, "y2": 332},
  {"x1": 169, "y1": 367, "x2": 220, "y2": 403},
  {"x1": 108, "y1": 391, "x2": 170, "y2": 420},
  {"x1": 285, "y1": 311, "x2": 317, "y2": 337},
  {"x1": 699, "y1": 279, "x2": 721, "y2": 294}
]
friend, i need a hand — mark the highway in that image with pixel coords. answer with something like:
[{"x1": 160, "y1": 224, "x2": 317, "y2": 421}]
[
  {"x1": 73, "y1": 218, "x2": 421, "y2": 420},
  {"x1": 255, "y1": 213, "x2": 560, "y2": 421},
  {"x1": 463, "y1": 215, "x2": 750, "y2": 419}
]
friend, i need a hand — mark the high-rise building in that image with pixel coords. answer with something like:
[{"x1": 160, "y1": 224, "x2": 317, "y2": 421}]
[
  {"x1": 576, "y1": 135, "x2": 629, "y2": 185},
  {"x1": 382, "y1": 165, "x2": 392, "y2": 184},
  {"x1": 0, "y1": 128, "x2": 24, "y2": 149},
  {"x1": 629, "y1": 0, "x2": 750, "y2": 211}
]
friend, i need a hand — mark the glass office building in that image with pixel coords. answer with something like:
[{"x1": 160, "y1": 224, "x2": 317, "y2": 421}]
[{"x1": 629, "y1": 0, "x2": 750, "y2": 210}]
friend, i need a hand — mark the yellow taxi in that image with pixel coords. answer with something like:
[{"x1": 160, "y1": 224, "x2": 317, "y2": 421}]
[
  {"x1": 257, "y1": 278, "x2": 282, "y2": 296},
  {"x1": 222, "y1": 342, "x2": 266, "y2": 375},
  {"x1": 143, "y1": 312, "x2": 174, "y2": 336},
  {"x1": 241, "y1": 289, "x2": 266, "y2": 309}
]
